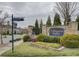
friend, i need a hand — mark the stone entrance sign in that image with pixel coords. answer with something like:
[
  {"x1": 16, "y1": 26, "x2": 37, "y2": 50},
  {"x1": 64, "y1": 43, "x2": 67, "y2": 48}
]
[
  {"x1": 42, "y1": 21, "x2": 78, "y2": 35},
  {"x1": 49, "y1": 28, "x2": 64, "y2": 36}
]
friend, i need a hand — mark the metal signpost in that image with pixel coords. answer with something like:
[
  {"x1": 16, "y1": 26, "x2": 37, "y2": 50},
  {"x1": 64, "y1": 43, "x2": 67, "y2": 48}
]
[
  {"x1": 12, "y1": 14, "x2": 14, "y2": 53},
  {"x1": 11, "y1": 14, "x2": 24, "y2": 53}
]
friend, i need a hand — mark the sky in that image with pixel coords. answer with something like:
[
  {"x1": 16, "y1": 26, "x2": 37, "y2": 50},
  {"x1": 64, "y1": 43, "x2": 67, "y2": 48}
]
[
  {"x1": 0, "y1": 2, "x2": 78, "y2": 28},
  {"x1": 0, "y1": 2, "x2": 56, "y2": 28}
]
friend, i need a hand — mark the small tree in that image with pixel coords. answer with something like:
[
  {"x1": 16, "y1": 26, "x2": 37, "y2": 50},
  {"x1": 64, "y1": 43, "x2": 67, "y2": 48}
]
[
  {"x1": 46, "y1": 15, "x2": 52, "y2": 27},
  {"x1": 40, "y1": 19, "x2": 43, "y2": 33},
  {"x1": 0, "y1": 11, "x2": 9, "y2": 44},
  {"x1": 53, "y1": 13, "x2": 61, "y2": 26}
]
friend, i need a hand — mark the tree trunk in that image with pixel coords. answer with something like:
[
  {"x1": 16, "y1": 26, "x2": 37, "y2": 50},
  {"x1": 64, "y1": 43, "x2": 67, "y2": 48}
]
[
  {"x1": 0, "y1": 25, "x2": 3, "y2": 44},
  {"x1": 1, "y1": 34, "x2": 3, "y2": 44}
]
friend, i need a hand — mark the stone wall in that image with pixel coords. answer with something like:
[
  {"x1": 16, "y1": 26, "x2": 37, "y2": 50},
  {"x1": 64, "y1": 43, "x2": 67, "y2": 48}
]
[
  {"x1": 64, "y1": 22, "x2": 78, "y2": 34},
  {"x1": 28, "y1": 26, "x2": 33, "y2": 35},
  {"x1": 42, "y1": 21, "x2": 78, "y2": 35}
]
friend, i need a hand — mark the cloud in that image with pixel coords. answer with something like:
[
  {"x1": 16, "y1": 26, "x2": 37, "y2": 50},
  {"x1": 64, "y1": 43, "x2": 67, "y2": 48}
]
[{"x1": 0, "y1": 2, "x2": 55, "y2": 28}]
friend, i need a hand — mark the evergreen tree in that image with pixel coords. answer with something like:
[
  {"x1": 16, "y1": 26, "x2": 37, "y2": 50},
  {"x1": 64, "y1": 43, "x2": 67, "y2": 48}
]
[
  {"x1": 46, "y1": 15, "x2": 52, "y2": 27},
  {"x1": 33, "y1": 19, "x2": 40, "y2": 35},
  {"x1": 53, "y1": 13, "x2": 61, "y2": 26},
  {"x1": 40, "y1": 19, "x2": 43, "y2": 33}
]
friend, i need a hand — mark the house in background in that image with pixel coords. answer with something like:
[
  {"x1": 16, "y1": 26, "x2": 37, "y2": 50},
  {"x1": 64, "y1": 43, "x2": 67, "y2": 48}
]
[
  {"x1": 28, "y1": 25, "x2": 34, "y2": 35},
  {"x1": 1, "y1": 21, "x2": 28, "y2": 35}
]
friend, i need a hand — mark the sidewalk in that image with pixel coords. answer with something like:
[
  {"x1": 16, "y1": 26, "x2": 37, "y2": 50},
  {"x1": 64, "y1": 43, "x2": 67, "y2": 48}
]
[{"x1": 0, "y1": 40, "x2": 23, "y2": 55}]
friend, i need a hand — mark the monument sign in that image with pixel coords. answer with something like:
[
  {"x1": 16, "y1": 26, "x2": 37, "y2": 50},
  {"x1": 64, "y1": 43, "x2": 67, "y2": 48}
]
[{"x1": 49, "y1": 28, "x2": 64, "y2": 36}]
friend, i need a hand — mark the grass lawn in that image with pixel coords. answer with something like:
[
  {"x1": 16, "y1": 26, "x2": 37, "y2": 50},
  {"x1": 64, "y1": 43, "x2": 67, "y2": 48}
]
[
  {"x1": 31, "y1": 42, "x2": 61, "y2": 48},
  {"x1": 1, "y1": 42, "x2": 79, "y2": 57}
]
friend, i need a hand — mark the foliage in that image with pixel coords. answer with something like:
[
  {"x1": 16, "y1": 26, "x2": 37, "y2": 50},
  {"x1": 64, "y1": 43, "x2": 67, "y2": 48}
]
[
  {"x1": 2, "y1": 43, "x2": 79, "y2": 56},
  {"x1": 40, "y1": 19, "x2": 43, "y2": 33},
  {"x1": 7, "y1": 30, "x2": 9, "y2": 35},
  {"x1": 53, "y1": 13, "x2": 61, "y2": 26},
  {"x1": 0, "y1": 11, "x2": 9, "y2": 44},
  {"x1": 56, "y1": 2, "x2": 78, "y2": 25},
  {"x1": 31, "y1": 42, "x2": 61, "y2": 48},
  {"x1": 2, "y1": 30, "x2": 9, "y2": 36},
  {"x1": 46, "y1": 15, "x2": 52, "y2": 27},
  {"x1": 22, "y1": 34, "x2": 30, "y2": 42},
  {"x1": 37, "y1": 34, "x2": 60, "y2": 43},
  {"x1": 60, "y1": 34, "x2": 79, "y2": 48},
  {"x1": 2, "y1": 32, "x2": 7, "y2": 35},
  {"x1": 76, "y1": 16, "x2": 79, "y2": 22},
  {"x1": 37, "y1": 34, "x2": 47, "y2": 42},
  {"x1": 33, "y1": 19, "x2": 40, "y2": 35},
  {"x1": 1, "y1": 43, "x2": 61, "y2": 57},
  {"x1": 76, "y1": 16, "x2": 79, "y2": 30}
]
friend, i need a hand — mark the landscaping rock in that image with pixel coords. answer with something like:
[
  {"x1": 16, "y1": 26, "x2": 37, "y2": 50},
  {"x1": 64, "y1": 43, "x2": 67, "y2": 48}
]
[{"x1": 56, "y1": 46, "x2": 65, "y2": 51}]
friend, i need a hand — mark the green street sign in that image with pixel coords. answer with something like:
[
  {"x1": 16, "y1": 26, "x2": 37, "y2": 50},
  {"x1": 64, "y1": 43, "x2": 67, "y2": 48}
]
[{"x1": 13, "y1": 17, "x2": 24, "y2": 21}]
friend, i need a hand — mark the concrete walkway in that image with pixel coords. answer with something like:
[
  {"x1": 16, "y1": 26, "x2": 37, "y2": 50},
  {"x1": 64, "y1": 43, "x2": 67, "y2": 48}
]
[{"x1": 0, "y1": 40, "x2": 23, "y2": 55}]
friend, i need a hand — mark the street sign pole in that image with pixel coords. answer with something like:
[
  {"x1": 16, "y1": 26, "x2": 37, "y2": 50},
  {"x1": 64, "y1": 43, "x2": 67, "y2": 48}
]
[
  {"x1": 12, "y1": 14, "x2": 14, "y2": 53},
  {"x1": 11, "y1": 14, "x2": 24, "y2": 53}
]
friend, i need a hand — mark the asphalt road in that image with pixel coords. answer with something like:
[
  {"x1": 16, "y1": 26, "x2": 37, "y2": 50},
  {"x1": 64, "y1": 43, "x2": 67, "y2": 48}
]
[{"x1": 0, "y1": 34, "x2": 22, "y2": 44}]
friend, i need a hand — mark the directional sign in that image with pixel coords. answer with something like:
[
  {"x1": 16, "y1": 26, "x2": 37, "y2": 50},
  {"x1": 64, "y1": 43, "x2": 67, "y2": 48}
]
[
  {"x1": 13, "y1": 17, "x2": 24, "y2": 21},
  {"x1": 49, "y1": 28, "x2": 64, "y2": 36},
  {"x1": 11, "y1": 14, "x2": 24, "y2": 53}
]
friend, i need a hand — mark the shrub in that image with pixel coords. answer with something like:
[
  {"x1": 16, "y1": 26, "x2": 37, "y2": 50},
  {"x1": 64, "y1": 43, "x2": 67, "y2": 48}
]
[
  {"x1": 37, "y1": 34, "x2": 47, "y2": 42},
  {"x1": 45, "y1": 36, "x2": 60, "y2": 43},
  {"x1": 60, "y1": 34, "x2": 79, "y2": 48},
  {"x1": 22, "y1": 34, "x2": 30, "y2": 42},
  {"x1": 37, "y1": 34, "x2": 60, "y2": 43},
  {"x1": 50, "y1": 37, "x2": 60, "y2": 43}
]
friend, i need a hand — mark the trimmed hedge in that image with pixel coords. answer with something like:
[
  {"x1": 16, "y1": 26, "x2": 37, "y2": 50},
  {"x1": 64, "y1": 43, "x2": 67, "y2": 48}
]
[
  {"x1": 37, "y1": 34, "x2": 47, "y2": 42},
  {"x1": 22, "y1": 34, "x2": 30, "y2": 42},
  {"x1": 37, "y1": 34, "x2": 60, "y2": 43},
  {"x1": 60, "y1": 34, "x2": 79, "y2": 48}
]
